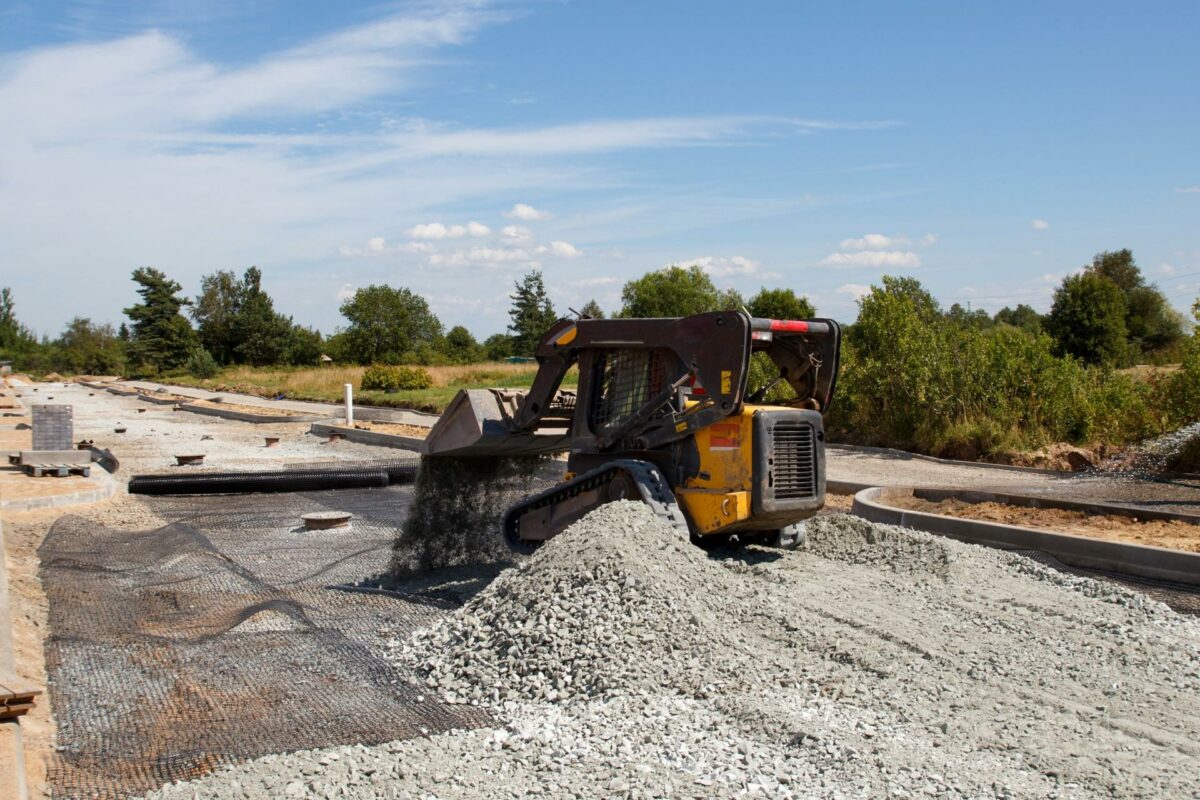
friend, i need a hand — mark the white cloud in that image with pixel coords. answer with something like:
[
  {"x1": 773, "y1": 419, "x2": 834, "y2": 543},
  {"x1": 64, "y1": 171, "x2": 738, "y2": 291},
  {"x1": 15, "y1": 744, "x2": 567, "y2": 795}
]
[
  {"x1": 427, "y1": 238, "x2": 581, "y2": 269},
  {"x1": 836, "y1": 283, "x2": 871, "y2": 300},
  {"x1": 407, "y1": 221, "x2": 490, "y2": 239},
  {"x1": 1031, "y1": 219, "x2": 1050, "y2": 230},
  {"x1": 545, "y1": 240, "x2": 581, "y2": 258},
  {"x1": 704, "y1": 255, "x2": 761, "y2": 277},
  {"x1": 501, "y1": 224, "x2": 533, "y2": 241},
  {"x1": 338, "y1": 237, "x2": 432, "y2": 257},
  {"x1": 822, "y1": 251, "x2": 920, "y2": 268},
  {"x1": 504, "y1": 203, "x2": 551, "y2": 221},
  {"x1": 839, "y1": 233, "x2": 909, "y2": 250},
  {"x1": 1175, "y1": 186, "x2": 1200, "y2": 194},
  {"x1": 409, "y1": 222, "x2": 462, "y2": 239},
  {"x1": 919, "y1": 233, "x2": 938, "y2": 247},
  {"x1": 1161, "y1": 263, "x2": 1177, "y2": 274},
  {"x1": 335, "y1": 283, "x2": 355, "y2": 302}
]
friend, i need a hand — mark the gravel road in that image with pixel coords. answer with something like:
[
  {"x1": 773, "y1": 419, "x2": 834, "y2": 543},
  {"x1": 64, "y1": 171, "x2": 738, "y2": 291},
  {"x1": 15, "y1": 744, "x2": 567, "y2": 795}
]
[{"x1": 145, "y1": 502, "x2": 1200, "y2": 799}]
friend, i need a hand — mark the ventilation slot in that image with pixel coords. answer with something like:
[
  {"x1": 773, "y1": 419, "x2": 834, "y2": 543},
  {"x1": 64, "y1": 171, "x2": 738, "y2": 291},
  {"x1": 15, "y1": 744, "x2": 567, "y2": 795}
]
[{"x1": 771, "y1": 422, "x2": 817, "y2": 500}]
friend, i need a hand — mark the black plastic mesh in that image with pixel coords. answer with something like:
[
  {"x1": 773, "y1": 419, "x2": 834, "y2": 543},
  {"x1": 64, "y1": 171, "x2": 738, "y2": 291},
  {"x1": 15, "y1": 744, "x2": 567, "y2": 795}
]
[{"x1": 39, "y1": 485, "x2": 490, "y2": 799}]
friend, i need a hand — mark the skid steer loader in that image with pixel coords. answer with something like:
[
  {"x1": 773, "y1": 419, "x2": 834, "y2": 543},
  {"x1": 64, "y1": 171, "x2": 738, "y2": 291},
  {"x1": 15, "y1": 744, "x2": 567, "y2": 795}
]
[{"x1": 421, "y1": 310, "x2": 841, "y2": 550}]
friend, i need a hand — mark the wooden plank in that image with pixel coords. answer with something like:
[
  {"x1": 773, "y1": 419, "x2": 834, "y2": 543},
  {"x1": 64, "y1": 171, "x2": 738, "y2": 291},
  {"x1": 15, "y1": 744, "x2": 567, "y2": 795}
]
[{"x1": 0, "y1": 703, "x2": 34, "y2": 719}]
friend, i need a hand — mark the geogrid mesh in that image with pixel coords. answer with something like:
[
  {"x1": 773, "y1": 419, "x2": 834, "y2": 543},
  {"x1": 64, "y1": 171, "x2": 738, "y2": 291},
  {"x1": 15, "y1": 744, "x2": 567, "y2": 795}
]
[
  {"x1": 39, "y1": 483, "x2": 491, "y2": 799},
  {"x1": 1017, "y1": 549, "x2": 1200, "y2": 616}
]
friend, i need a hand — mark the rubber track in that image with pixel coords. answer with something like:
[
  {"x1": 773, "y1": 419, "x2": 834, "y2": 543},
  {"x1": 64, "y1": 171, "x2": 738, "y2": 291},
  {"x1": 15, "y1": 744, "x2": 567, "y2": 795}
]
[
  {"x1": 128, "y1": 466, "x2": 400, "y2": 495},
  {"x1": 502, "y1": 459, "x2": 691, "y2": 552}
]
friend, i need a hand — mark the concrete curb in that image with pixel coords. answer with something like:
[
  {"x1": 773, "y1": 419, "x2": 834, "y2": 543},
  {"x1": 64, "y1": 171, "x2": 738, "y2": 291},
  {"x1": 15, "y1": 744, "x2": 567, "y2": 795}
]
[
  {"x1": 179, "y1": 403, "x2": 324, "y2": 425},
  {"x1": 309, "y1": 422, "x2": 424, "y2": 451},
  {"x1": 0, "y1": 470, "x2": 119, "y2": 513},
  {"x1": 134, "y1": 394, "x2": 183, "y2": 406},
  {"x1": 827, "y1": 479, "x2": 875, "y2": 496},
  {"x1": 104, "y1": 386, "x2": 140, "y2": 397},
  {"x1": 852, "y1": 486, "x2": 1200, "y2": 587}
]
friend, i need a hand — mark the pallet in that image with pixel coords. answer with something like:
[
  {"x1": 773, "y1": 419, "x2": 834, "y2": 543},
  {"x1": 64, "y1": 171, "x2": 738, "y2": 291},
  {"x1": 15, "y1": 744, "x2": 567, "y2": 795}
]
[
  {"x1": 21, "y1": 463, "x2": 91, "y2": 478},
  {"x1": 0, "y1": 672, "x2": 42, "y2": 719}
]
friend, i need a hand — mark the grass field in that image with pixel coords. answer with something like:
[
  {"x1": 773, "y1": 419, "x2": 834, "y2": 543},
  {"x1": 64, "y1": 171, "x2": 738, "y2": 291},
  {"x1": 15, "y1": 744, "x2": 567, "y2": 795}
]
[{"x1": 167, "y1": 363, "x2": 578, "y2": 413}]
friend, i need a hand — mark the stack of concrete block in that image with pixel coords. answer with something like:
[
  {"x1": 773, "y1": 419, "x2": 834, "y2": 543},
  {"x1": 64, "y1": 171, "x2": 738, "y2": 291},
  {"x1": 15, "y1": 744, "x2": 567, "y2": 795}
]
[
  {"x1": 32, "y1": 405, "x2": 73, "y2": 450},
  {"x1": 22, "y1": 404, "x2": 90, "y2": 467}
]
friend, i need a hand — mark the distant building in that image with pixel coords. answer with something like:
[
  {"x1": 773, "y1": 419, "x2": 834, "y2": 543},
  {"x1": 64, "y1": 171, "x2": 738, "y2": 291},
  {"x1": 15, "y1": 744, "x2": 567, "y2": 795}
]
[{"x1": 319, "y1": 354, "x2": 334, "y2": 366}]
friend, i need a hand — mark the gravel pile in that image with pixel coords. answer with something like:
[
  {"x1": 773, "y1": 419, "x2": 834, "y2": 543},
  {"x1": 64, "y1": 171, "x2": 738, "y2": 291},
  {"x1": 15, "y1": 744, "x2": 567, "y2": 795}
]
[{"x1": 145, "y1": 504, "x2": 1200, "y2": 799}]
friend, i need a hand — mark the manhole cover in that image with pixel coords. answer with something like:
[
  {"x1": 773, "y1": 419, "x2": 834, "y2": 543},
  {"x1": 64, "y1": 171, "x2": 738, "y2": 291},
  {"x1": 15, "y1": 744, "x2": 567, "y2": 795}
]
[{"x1": 302, "y1": 511, "x2": 353, "y2": 530}]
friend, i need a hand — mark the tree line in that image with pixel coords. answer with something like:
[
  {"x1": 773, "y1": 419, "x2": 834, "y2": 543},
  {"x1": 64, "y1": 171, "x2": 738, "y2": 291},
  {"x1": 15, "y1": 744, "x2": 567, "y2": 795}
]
[{"x1": 0, "y1": 249, "x2": 1193, "y2": 381}]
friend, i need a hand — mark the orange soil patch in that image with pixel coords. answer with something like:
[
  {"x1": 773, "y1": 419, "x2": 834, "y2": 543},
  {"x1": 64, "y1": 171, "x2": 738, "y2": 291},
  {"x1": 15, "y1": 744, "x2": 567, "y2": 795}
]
[
  {"x1": 0, "y1": 469, "x2": 97, "y2": 502},
  {"x1": 819, "y1": 493, "x2": 855, "y2": 514},
  {"x1": 890, "y1": 495, "x2": 1200, "y2": 553},
  {"x1": 136, "y1": 390, "x2": 192, "y2": 402},
  {"x1": 353, "y1": 421, "x2": 430, "y2": 438},
  {"x1": 187, "y1": 400, "x2": 305, "y2": 418}
]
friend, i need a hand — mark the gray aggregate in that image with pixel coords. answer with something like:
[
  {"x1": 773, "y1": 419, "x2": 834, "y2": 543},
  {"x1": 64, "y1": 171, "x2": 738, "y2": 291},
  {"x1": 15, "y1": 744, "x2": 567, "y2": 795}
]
[{"x1": 144, "y1": 502, "x2": 1200, "y2": 799}]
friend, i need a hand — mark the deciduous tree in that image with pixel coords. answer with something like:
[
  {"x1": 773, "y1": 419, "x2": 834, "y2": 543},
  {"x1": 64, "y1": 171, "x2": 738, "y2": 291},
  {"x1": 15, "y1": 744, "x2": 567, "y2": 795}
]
[
  {"x1": 618, "y1": 265, "x2": 722, "y2": 318},
  {"x1": 338, "y1": 285, "x2": 442, "y2": 364},
  {"x1": 747, "y1": 288, "x2": 815, "y2": 320},
  {"x1": 1045, "y1": 272, "x2": 1129, "y2": 366}
]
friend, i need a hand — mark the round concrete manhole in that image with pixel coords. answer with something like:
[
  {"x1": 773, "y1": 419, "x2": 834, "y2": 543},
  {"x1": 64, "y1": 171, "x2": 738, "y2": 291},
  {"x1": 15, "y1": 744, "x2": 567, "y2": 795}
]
[{"x1": 302, "y1": 511, "x2": 353, "y2": 530}]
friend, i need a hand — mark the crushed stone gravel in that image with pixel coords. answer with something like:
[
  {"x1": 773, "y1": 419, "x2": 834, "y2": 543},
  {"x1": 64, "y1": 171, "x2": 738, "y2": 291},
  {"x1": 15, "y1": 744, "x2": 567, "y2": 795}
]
[{"x1": 144, "y1": 502, "x2": 1200, "y2": 799}]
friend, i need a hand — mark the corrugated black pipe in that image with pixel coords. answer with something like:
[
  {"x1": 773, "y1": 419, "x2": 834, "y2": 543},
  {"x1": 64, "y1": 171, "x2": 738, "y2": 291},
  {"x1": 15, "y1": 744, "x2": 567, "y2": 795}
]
[{"x1": 128, "y1": 466, "x2": 394, "y2": 495}]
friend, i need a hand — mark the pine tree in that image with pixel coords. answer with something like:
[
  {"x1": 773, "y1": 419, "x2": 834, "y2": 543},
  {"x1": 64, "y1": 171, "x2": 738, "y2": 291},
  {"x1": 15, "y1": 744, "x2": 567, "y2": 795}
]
[
  {"x1": 508, "y1": 270, "x2": 557, "y2": 355},
  {"x1": 578, "y1": 299, "x2": 605, "y2": 319},
  {"x1": 232, "y1": 267, "x2": 294, "y2": 366},
  {"x1": 123, "y1": 267, "x2": 198, "y2": 372}
]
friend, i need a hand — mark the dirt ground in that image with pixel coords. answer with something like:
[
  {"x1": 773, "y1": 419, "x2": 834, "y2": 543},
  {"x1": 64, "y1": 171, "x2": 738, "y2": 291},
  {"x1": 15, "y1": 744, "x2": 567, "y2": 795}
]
[
  {"x1": 890, "y1": 495, "x2": 1200, "y2": 552},
  {"x1": 133, "y1": 391, "x2": 191, "y2": 402},
  {"x1": 353, "y1": 421, "x2": 430, "y2": 438},
  {"x1": 186, "y1": 399, "x2": 307, "y2": 417}
]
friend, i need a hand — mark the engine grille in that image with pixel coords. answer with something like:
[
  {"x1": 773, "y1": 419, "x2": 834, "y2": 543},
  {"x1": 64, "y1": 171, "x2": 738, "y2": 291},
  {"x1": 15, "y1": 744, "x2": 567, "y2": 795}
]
[{"x1": 771, "y1": 421, "x2": 817, "y2": 500}]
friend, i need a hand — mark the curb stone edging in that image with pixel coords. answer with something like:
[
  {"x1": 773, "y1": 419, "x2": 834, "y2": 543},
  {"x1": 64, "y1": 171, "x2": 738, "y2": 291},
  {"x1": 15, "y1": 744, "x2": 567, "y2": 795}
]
[
  {"x1": 0, "y1": 470, "x2": 119, "y2": 513},
  {"x1": 851, "y1": 485, "x2": 1200, "y2": 587},
  {"x1": 179, "y1": 403, "x2": 324, "y2": 425},
  {"x1": 309, "y1": 422, "x2": 424, "y2": 451}
]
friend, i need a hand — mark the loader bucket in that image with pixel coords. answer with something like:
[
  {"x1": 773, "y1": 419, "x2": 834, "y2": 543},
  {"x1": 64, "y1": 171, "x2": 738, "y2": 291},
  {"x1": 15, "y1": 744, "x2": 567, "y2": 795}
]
[{"x1": 421, "y1": 389, "x2": 572, "y2": 458}]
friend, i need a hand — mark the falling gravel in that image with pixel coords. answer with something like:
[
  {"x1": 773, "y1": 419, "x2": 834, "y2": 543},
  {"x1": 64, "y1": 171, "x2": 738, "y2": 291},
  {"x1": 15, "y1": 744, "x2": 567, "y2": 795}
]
[{"x1": 145, "y1": 504, "x2": 1200, "y2": 799}]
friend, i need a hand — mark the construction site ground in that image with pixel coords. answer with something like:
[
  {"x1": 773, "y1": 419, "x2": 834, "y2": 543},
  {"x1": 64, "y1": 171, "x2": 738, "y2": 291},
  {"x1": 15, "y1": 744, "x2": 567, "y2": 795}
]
[{"x1": 0, "y1": 382, "x2": 1198, "y2": 798}]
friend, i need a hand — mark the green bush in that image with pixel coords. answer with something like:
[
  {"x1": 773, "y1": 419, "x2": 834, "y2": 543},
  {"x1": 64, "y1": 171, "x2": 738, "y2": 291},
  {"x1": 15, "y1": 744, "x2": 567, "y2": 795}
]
[
  {"x1": 361, "y1": 364, "x2": 434, "y2": 392},
  {"x1": 185, "y1": 348, "x2": 220, "y2": 379},
  {"x1": 395, "y1": 365, "x2": 434, "y2": 390},
  {"x1": 828, "y1": 276, "x2": 1168, "y2": 457}
]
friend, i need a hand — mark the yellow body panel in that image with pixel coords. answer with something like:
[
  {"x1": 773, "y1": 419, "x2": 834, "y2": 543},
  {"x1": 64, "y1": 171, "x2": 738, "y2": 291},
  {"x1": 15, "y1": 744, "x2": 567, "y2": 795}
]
[{"x1": 675, "y1": 405, "x2": 765, "y2": 535}]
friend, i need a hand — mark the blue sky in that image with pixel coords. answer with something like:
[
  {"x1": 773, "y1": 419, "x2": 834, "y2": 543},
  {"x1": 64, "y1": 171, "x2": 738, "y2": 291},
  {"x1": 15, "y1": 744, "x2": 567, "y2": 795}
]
[{"x1": 2, "y1": 0, "x2": 1198, "y2": 338}]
